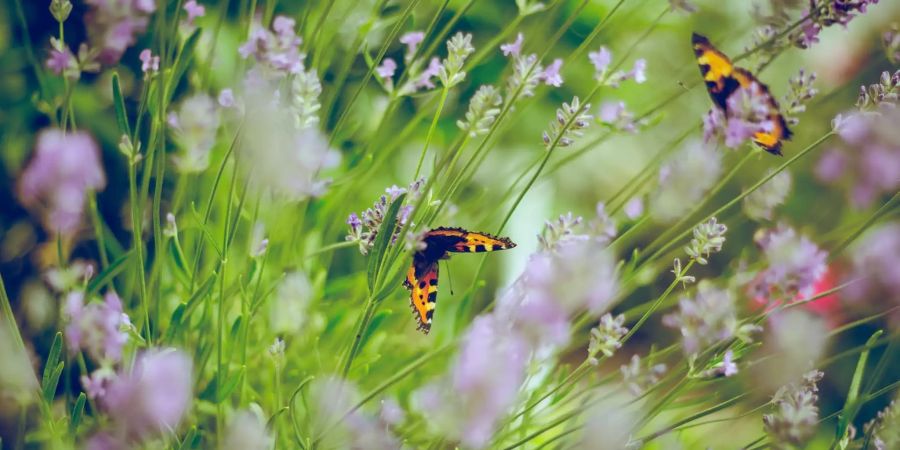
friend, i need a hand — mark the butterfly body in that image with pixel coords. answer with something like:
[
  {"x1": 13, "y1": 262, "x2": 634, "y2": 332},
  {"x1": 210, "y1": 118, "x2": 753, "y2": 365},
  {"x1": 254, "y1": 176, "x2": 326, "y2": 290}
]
[
  {"x1": 692, "y1": 33, "x2": 792, "y2": 155},
  {"x1": 403, "y1": 227, "x2": 516, "y2": 333}
]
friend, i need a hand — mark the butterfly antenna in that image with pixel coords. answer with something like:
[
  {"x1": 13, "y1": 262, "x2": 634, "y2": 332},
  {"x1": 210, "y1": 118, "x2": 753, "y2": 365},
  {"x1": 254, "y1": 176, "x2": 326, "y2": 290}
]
[{"x1": 444, "y1": 261, "x2": 455, "y2": 296}]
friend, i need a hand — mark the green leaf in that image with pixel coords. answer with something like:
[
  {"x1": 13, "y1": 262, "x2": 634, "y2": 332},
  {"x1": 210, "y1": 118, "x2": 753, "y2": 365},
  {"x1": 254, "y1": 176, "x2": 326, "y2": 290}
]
[
  {"x1": 86, "y1": 250, "x2": 133, "y2": 295},
  {"x1": 166, "y1": 29, "x2": 201, "y2": 102},
  {"x1": 69, "y1": 393, "x2": 86, "y2": 434},
  {"x1": 168, "y1": 238, "x2": 190, "y2": 288},
  {"x1": 200, "y1": 367, "x2": 245, "y2": 404},
  {"x1": 835, "y1": 329, "x2": 883, "y2": 445},
  {"x1": 184, "y1": 275, "x2": 217, "y2": 318},
  {"x1": 163, "y1": 303, "x2": 187, "y2": 343},
  {"x1": 111, "y1": 72, "x2": 131, "y2": 137},
  {"x1": 367, "y1": 193, "x2": 406, "y2": 292},
  {"x1": 41, "y1": 332, "x2": 63, "y2": 403}
]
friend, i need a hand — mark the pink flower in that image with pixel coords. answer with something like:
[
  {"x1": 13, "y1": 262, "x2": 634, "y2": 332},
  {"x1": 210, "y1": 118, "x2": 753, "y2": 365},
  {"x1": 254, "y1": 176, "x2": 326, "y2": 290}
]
[
  {"x1": 239, "y1": 15, "x2": 305, "y2": 75},
  {"x1": 182, "y1": 0, "x2": 205, "y2": 26},
  {"x1": 97, "y1": 349, "x2": 193, "y2": 441},
  {"x1": 631, "y1": 58, "x2": 647, "y2": 83},
  {"x1": 376, "y1": 58, "x2": 397, "y2": 79},
  {"x1": 500, "y1": 32, "x2": 523, "y2": 57},
  {"x1": 17, "y1": 129, "x2": 106, "y2": 236},
  {"x1": 414, "y1": 57, "x2": 442, "y2": 90},
  {"x1": 46, "y1": 43, "x2": 75, "y2": 76},
  {"x1": 65, "y1": 291, "x2": 130, "y2": 363},
  {"x1": 138, "y1": 49, "x2": 158, "y2": 73},
  {"x1": 623, "y1": 197, "x2": 643, "y2": 219},
  {"x1": 218, "y1": 88, "x2": 235, "y2": 107},
  {"x1": 84, "y1": 0, "x2": 156, "y2": 65},
  {"x1": 399, "y1": 31, "x2": 425, "y2": 59},
  {"x1": 539, "y1": 58, "x2": 563, "y2": 87},
  {"x1": 588, "y1": 47, "x2": 611, "y2": 75}
]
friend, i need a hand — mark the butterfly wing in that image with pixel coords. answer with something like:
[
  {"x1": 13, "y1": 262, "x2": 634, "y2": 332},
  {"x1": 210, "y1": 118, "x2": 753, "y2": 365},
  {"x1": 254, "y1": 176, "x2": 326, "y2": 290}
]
[
  {"x1": 403, "y1": 256, "x2": 438, "y2": 334},
  {"x1": 424, "y1": 227, "x2": 517, "y2": 253},
  {"x1": 732, "y1": 68, "x2": 793, "y2": 155},
  {"x1": 692, "y1": 32, "x2": 739, "y2": 110}
]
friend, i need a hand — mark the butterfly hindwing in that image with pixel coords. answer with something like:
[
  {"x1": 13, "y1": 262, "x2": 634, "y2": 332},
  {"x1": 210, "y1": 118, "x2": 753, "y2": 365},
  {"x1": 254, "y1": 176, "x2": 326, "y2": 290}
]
[
  {"x1": 424, "y1": 227, "x2": 516, "y2": 253},
  {"x1": 692, "y1": 33, "x2": 792, "y2": 155},
  {"x1": 404, "y1": 226, "x2": 516, "y2": 334},
  {"x1": 404, "y1": 256, "x2": 438, "y2": 333}
]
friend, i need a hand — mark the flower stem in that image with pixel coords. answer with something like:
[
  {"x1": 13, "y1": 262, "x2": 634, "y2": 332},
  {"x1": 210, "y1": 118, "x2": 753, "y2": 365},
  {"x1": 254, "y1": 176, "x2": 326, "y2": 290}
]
[{"x1": 414, "y1": 87, "x2": 450, "y2": 180}]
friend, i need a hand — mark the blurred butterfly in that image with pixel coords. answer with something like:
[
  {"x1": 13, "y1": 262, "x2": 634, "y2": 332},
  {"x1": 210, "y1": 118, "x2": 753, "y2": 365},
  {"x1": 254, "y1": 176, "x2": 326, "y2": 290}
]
[
  {"x1": 692, "y1": 32, "x2": 793, "y2": 155},
  {"x1": 403, "y1": 227, "x2": 516, "y2": 334}
]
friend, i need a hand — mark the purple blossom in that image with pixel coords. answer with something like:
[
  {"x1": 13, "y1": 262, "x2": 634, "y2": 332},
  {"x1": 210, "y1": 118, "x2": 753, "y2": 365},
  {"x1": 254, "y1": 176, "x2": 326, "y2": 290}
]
[
  {"x1": 749, "y1": 226, "x2": 828, "y2": 302},
  {"x1": 46, "y1": 43, "x2": 75, "y2": 76},
  {"x1": 84, "y1": 0, "x2": 156, "y2": 65},
  {"x1": 399, "y1": 30, "x2": 424, "y2": 60},
  {"x1": 182, "y1": 0, "x2": 205, "y2": 26},
  {"x1": 663, "y1": 282, "x2": 748, "y2": 356},
  {"x1": 17, "y1": 129, "x2": 106, "y2": 236},
  {"x1": 598, "y1": 100, "x2": 639, "y2": 133},
  {"x1": 95, "y1": 349, "x2": 193, "y2": 441},
  {"x1": 703, "y1": 108, "x2": 725, "y2": 143},
  {"x1": 844, "y1": 223, "x2": 900, "y2": 326},
  {"x1": 630, "y1": 58, "x2": 647, "y2": 83},
  {"x1": 138, "y1": 49, "x2": 158, "y2": 73},
  {"x1": 65, "y1": 291, "x2": 130, "y2": 363},
  {"x1": 624, "y1": 197, "x2": 644, "y2": 219},
  {"x1": 239, "y1": 15, "x2": 305, "y2": 75},
  {"x1": 218, "y1": 88, "x2": 235, "y2": 107},
  {"x1": 817, "y1": 105, "x2": 899, "y2": 207},
  {"x1": 376, "y1": 58, "x2": 397, "y2": 79},
  {"x1": 790, "y1": 1, "x2": 881, "y2": 49},
  {"x1": 501, "y1": 32, "x2": 524, "y2": 57},
  {"x1": 588, "y1": 47, "x2": 612, "y2": 75},
  {"x1": 539, "y1": 58, "x2": 563, "y2": 87},
  {"x1": 414, "y1": 57, "x2": 442, "y2": 90}
]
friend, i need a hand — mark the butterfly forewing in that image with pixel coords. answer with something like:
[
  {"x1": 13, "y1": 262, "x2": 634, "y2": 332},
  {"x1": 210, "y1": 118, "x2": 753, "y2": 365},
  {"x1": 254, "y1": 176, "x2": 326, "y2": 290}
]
[{"x1": 403, "y1": 226, "x2": 516, "y2": 334}]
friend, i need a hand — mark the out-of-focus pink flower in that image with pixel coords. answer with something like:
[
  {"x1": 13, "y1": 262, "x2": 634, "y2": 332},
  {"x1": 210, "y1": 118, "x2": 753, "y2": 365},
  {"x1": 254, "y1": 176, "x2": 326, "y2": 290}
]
[
  {"x1": 97, "y1": 349, "x2": 193, "y2": 441},
  {"x1": 138, "y1": 48, "x2": 158, "y2": 73},
  {"x1": 843, "y1": 223, "x2": 900, "y2": 327},
  {"x1": 588, "y1": 47, "x2": 611, "y2": 75},
  {"x1": 183, "y1": 0, "x2": 205, "y2": 26},
  {"x1": 84, "y1": 0, "x2": 156, "y2": 65},
  {"x1": 46, "y1": 40, "x2": 76, "y2": 77},
  {"x1": 749, "y1": 226, "x2": 828, "y2": 303},
  {"x1": 501, "y1": 32, "x2": 523, "y2": 57},
  {"x1": 65, "y1": 291, "x2": 130, "y2": 363},
  {"x1": 218, "y1": 88, "x2": 235, "y2": 108},
  {"x1": 239, "y1": 15, "x2": 305, "y2": 76},
  {"x1": 539, "y1": 58, "x2": 563, "y2": 87},
  {"x1": 375, "y1": 58, "x2": 397, "y2": 79},
  {"x1": 414, "y1": 57, "x2": 442, "y2": 90},
  {"x1": 630, "y1": 58, "x2": 647, "y2": 83},
  {"x1": 17, "y1": 129, "x2": 106, "y2": 236},
  {"x1": 400, "y1": 31, "x2": 425, "y2": 60},
  {"x1": 624, "y1": 197, "x2": 644, "y2": 219}
]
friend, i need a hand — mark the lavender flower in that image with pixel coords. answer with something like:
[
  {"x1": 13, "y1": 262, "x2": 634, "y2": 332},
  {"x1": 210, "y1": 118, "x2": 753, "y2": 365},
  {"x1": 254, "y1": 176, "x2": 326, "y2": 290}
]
[
  {"x1": 624, "y1": 197, "x2": 644, "y2": 219},
  {"x1": 539, "y1": 58, "x2": 563, "y2": 87},
  {"x1": 138, "y1": 49, "x2": 159, "y2": 74},
  {"x1": 268, "y1": 271, "x2": 312, "y2": 335},
  {"x1": 864, "y1": 399, "x2": 900, "y2": 450},
  {"x1": 375, "y1": 58, "x2": 397, "y2": 80},
  {"x1": 46, "y1": 38, "x2": 79, "y2": 79},
  {"x1": 782, "y1": 70, "x2": 818, "y2": 126},
  {"x1": 458, "y1": 85, "x2": 502, "y2": 137},
  {"x1": 884, "y1": 25, "x2": 900, "y2": 64},
  {"x1": 413, "y1": 316, "x2": 528, "y2": 449},
  {"x1": 816, "y1": 103, "x2": 900, "y2": 208},
  {"x1": 88, "y1": 349, "x2": 193, "y2": 442},
  {"x1": 65, "y1": 291, "x2": 130, "y2": 363},
  {"x1": 684, "y1": 217, "x2": 728, "y2": 265},
  {"x1": 542, "y1": 96, "x2": 593, "y2": 148},
  {"x1": 621, "y1": 354, "x2": 667, "y2": 396},
  {"x1": 400, "y1": 30, "x2": 424, "y2": 61},
  {"x1": 749, "y1": 226, "x2": 828, "y2": 301},
  {"x1": 222, "y1": 408, "x2": 274, "y2": 450},
  {"x1": 790, "y1": 0, "x2": 880, "y2": 49},
  {"x1": 239, "y1": 15, "x2": 305, "y2": 76},
  {"x1": 649, "y1": 139, "x2": 722, "y2": 223},
  {"x1": 438, "y1": 32, "x2": 475, "y2": 88},
  {"x1": 663, "y1": 282, "x2": 757, "y2": 357},
  {"x1": 182, "y1": 0, "x2": 205, "y2": 26},
  {"x1": 744, "y1": 169, "x2": 792, "y2": 221},
  {"x1": 239, "y1": 83, "x2": 339, "y2": 200},
  {"x1": 700, "y1": 349, "x2": 739, "y2": 378},
  {"x1": 844, "y1": 223, "x2": 900, "y2": 325},
  {"x1": 537, "y1": 212, "x2": 585, "y2": 251},
  {"x1": 291, "y1": 67, "x2": 323, "y2": 129},
  {"x1": 17, "y1": 129, "x2": 106, "y2": 236},
  {"x1": 588, "y1": 47, "x2": 611, "y2": 76},
  {"x1": 588, "y1": 313, "x2": 628, "y2": 364},
  {"x1": 50, "y1": 0, "x2": 73, "y2": 23},
  {"x1": 763, "y1": 370, "x2": 823, "y2": 449},
  {"x1": 218, "y1": 88, "x2": 235, "y2": 108},
  {"x1": 501, "y1": 32, "x2": 523, "y2": 57},
  {"x1": 506, "y1": 53, "x2": 543, "y2": 100},
  {"x1": 598, "y1": 101, "x2": 640, "y2": 133},
  {"x1": 84, "y1": 0, "x2": 156, "y2": 65},
  {"x1": 588, "y1": 46, "x2": 646, "y2": 86},
  {"x1": 169, "y1": 94, "x2": 219, "y2": 173}
]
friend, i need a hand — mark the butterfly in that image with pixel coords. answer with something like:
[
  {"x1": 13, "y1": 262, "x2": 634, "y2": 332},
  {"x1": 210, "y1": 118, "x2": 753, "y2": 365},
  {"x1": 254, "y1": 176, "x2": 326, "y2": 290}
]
[
  {"x1": 403, "y1": 227, "x2": 516, "y2": 334},
  {"x1": 692, "y1": 32, "x2": 793, "y2": 155}
]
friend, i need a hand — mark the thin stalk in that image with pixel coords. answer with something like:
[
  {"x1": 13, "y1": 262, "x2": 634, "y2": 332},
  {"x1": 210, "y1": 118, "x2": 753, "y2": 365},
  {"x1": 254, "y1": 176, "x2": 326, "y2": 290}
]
[{"x1": 414, "y1": 87, "x2": 450, "y2": 179}]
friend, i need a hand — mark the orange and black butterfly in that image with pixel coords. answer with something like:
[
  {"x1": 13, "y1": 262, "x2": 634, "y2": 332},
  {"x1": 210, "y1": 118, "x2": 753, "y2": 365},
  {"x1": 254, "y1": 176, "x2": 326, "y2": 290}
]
[
  {"x1": 692, "y1": 32, "x2": 792, "y2": 155},
  {"x1": 403, "y1": 227, "x2": 516, "y2": 333}
]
